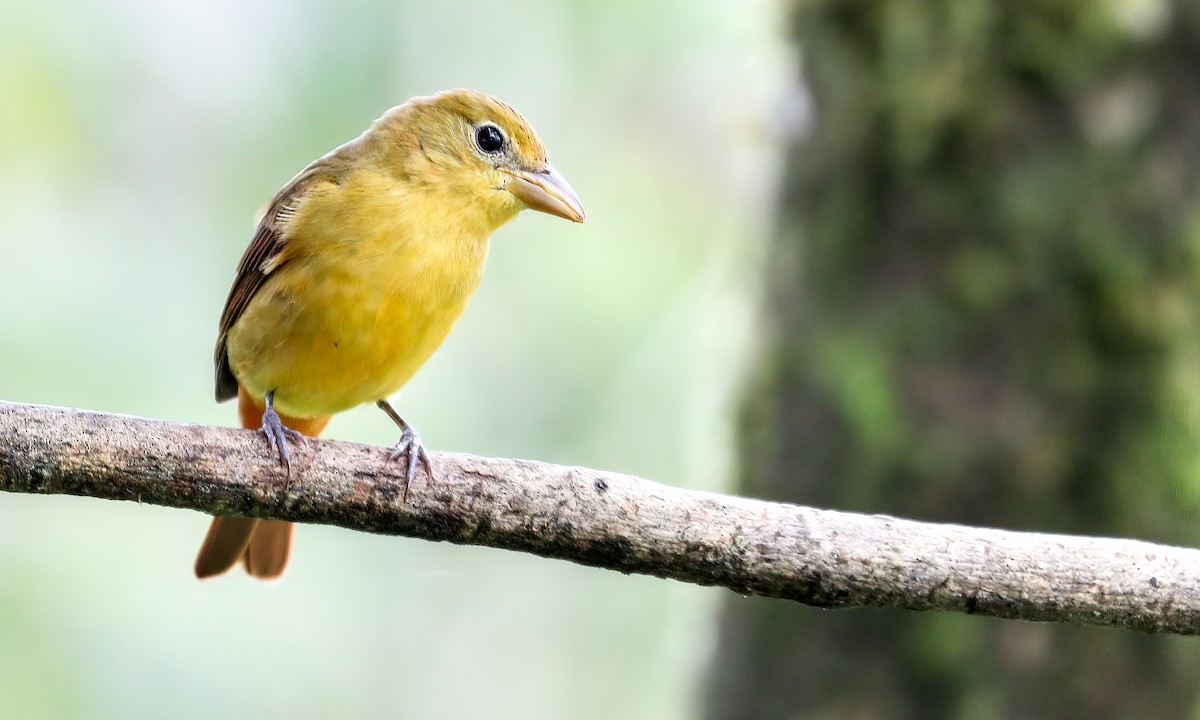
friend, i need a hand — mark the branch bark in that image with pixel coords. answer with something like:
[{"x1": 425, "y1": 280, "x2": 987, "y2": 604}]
[{"x1": 1, "y1": 399, "x2": 1197, "y2": 634}]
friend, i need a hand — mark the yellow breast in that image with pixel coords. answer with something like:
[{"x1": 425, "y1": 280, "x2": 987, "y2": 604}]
[{"x1": 226, "y1": 168, "x2": 491, "y2": 418}]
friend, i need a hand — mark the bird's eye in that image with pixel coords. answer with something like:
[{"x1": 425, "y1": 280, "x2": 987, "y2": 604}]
[{"x1": 475, "y1": 123, "x2": 506, "y2": 154}]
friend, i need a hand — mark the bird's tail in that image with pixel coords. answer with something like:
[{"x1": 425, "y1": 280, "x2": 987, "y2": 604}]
[{"x1": 193, "y1": 387, "x2": 331, "y2": 579}]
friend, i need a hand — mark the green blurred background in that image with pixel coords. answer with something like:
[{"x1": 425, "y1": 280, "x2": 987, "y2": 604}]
[
  {"x1": 0, "y1": 1, "x2": 781, "y2": 718},
  {"x1": 12, "y1": 1, "x2": 1200, "y2": 718}
]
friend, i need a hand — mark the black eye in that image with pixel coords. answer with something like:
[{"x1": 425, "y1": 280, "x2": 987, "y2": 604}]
[{"x1": 475, "y1": 123, "x2": 506, "y2": 154}]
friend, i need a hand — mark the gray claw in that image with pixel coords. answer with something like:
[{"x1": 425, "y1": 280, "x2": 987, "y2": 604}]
[
  {"x1": 262, "y1": 403, "x2": 304, "y2": 476},
  {"x1": 389, "y1": 427, "x2": 433, "y2": 501}
]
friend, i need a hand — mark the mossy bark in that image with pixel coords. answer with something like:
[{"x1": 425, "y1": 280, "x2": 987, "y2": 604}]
[{"x1": 708, "y1": 2, "x2": 1200, "y2": 718}]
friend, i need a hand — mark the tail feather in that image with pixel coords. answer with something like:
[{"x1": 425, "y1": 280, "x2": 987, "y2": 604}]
[
  {"x1": 194, "y1": 517, "x2": 258, "y2": 578},
  {"x1": 193, "y1": 387, "x2": 331, "y2": 580},
  {"x1": 242, "y1": 520, "x2": 294, "y2": 579}
]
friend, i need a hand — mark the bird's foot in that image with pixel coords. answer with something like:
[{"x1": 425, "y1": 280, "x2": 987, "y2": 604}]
[
  {"x1": 388, "y1": 425, "x2": 433, "y2": 502},
  {"x1": 262, "y1": 402, "x2": 306, "y2": 478}
]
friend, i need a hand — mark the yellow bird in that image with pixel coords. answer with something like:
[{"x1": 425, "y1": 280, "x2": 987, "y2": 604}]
[{"x1": 194, "y1": 89, "x2": 585, "y2": 579}]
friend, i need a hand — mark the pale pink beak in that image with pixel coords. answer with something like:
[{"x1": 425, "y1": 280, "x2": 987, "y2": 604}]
[{"x1": 504, "y1": 164, "x2": 586, "y2": 223}]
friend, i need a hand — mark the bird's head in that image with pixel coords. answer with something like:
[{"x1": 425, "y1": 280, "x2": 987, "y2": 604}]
[{"x1": 373, "y1": 89, "x2": 585, "y2": 229}]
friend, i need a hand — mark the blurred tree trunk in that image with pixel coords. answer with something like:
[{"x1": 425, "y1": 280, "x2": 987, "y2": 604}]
[{"x1": 706, "y1": 2, "x2": 1200, "y2": 719}]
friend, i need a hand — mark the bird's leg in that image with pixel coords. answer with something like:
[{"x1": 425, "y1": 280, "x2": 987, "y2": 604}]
[
  {"x1": 376, "y1": 399, "x2": 433, "y2": 501},
  {"x1": 261, "y1": 389, "x2": 306, "y2": 477}
]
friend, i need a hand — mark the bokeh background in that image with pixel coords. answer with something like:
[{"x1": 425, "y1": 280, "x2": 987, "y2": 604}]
[
  {"x1": 9, "y1": 1, "x2": 1200, "y2": 719},
  {"x1": 709, "y1": 2, "x2": 1200, "y2": 719},
  {"x1": 0, "y1": 1, "x2": 783, "y2": 718}
]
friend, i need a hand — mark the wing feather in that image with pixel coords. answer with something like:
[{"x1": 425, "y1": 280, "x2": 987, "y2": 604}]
[{"x1": 213, "y1": 163, "x2": 335, "y2": 401}]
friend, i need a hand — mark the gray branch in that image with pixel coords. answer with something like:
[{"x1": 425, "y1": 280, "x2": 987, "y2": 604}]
[{"x1": 1, "y1": 399, "x2": 1197, "y2": 634}]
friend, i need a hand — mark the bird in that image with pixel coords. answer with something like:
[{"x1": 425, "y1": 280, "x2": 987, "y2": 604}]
[{"x1": 193, "y1": 89, "x2": 585, "y2": 580}]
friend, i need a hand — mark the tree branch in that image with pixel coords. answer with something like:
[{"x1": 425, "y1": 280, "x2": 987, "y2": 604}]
[{"x1": 1, "y1": 399, "x2": 1197, "y2": 633}]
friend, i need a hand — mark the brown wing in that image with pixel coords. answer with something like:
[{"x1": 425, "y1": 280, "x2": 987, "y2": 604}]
[{"x1": 213, "y1": 162, "x2": 336, "y2": 402}]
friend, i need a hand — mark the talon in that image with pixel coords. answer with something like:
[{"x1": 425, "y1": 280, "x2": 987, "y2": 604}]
[
  {"x1": 260, "y1": 390, "x2": 304, "y2": 478},
  {"x1": 377, "y1": 399, "x2": 433, "y2": 502},
  {"x1": 388, "y1": 427, "x2": 432, "y2": 501}
]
